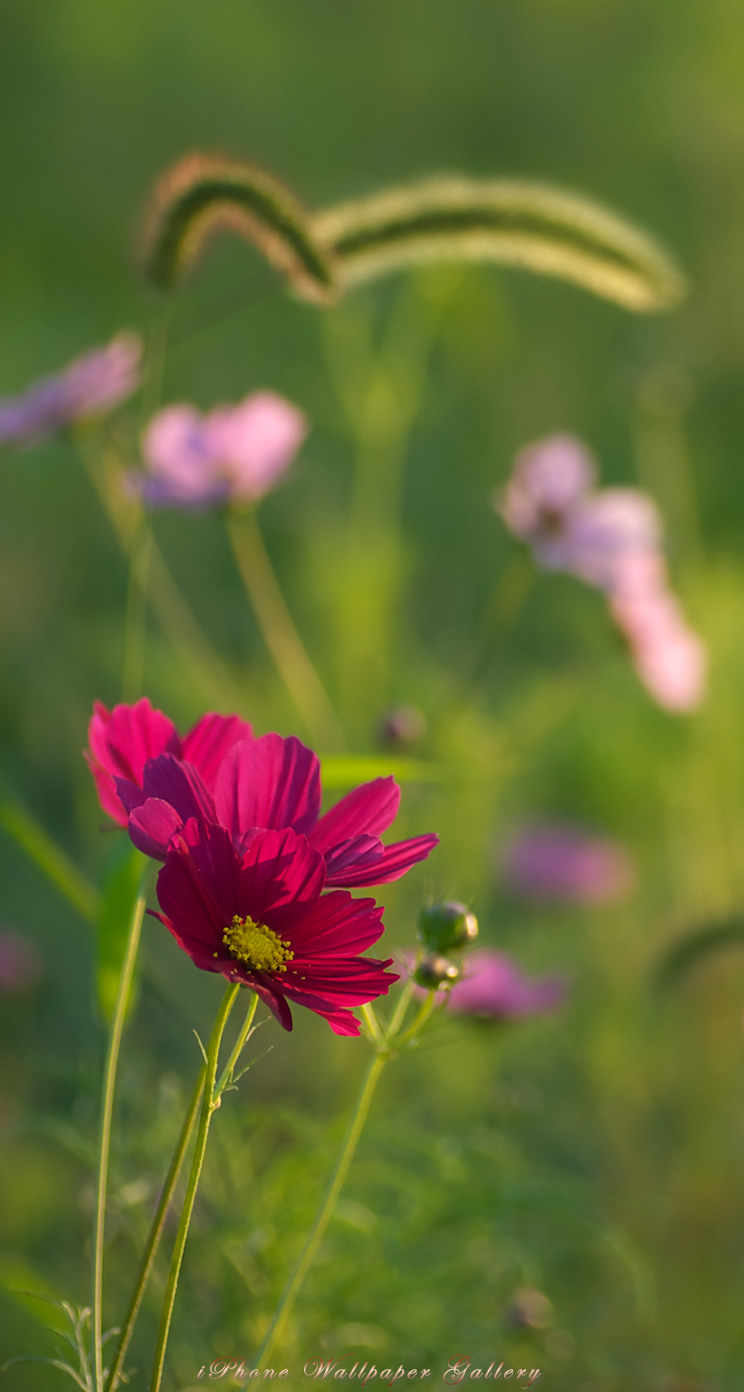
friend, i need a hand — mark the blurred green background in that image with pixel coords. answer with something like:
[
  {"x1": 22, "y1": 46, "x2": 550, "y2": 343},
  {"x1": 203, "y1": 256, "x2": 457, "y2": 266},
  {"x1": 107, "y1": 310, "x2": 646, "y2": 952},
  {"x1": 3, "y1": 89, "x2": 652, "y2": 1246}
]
[{"x1": 2, "y1": 2, "x2": 744, "y2": 1388}]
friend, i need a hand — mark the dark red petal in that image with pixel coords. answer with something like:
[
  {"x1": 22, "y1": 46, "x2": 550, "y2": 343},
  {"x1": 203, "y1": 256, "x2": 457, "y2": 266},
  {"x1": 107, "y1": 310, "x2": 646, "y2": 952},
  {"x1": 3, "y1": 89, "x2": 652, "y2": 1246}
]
[
  {"x1": 321, "y1": 834, "x2": 383, "y2": 880},
  {"x1": 310, "y1": 777, "x2": 400, "y2": 853},
  {"x1": 327, "y1": 834, "x2": 439, "y2": 887},
  {"x1": 141, "y1": 754, "x2": 216, "y2": 819},
  {"x1": 214, "y1": 733, "x2": 321, "y2": 838},
  {"x1": 272, "y1": 889, "x2": 384, "y2": 956},
  {"x1": 128, "y1": 798, "x2": 184, "y2": 860},
  {"x1": 237, "y1": 827, "x2": 325, "y2": 921},
  {"x1": 181, "y1": 713, "x2": 253, "y2": 791},
  {"x1": 156, "y1": 820, "x2": 242, "y2": 950}
]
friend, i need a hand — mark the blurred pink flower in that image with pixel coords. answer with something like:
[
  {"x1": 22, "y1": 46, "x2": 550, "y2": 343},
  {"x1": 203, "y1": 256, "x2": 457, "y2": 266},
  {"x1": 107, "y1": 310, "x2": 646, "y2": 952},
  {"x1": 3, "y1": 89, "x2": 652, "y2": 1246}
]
[
  {"x1": 134, "y1": 390, "x2": 306, "y2": 508},
  {"x1": 497, "y1": 433, "x2": 707, "y2": 712},
  {"x1": 446, "y1": 948, "x2": 567, "y2": 1019},
  {"x1": 0, "y1": 334, "x2": 142, "y2": 446},
  {"x1": 611, "y1": 579, "x2": 707, "y2": 712},
  {"x1": 0, "y1": 930, "x2": 43, "y2": 993},
  {"x1": 502, "y1": 823, "x2": 635, "y2": 904},
  {"x1": 498, "y1": 434, "x2": 596, "y2": 572}
]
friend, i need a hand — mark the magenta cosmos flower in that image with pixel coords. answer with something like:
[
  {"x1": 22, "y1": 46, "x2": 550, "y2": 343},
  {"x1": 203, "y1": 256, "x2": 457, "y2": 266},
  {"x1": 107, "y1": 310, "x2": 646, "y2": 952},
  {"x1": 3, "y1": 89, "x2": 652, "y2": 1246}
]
[
  {"x1": 502, "y1": 823, "x2": 635, "y2": 905},
  {"x1": 153, "y1": 820, "x2": 398, "y2": 1035},
  {"x1": 0, "y1": 334, "x2": 142, "y2": 447},
  {"x1": 86, "y1": 699, "x2": 438, "y2": 891},
  {"x1": 133, "y1": 391, "x2": 306, "y2": 508},
  {"x1": 446, "y1": 949, "x2": 566, "y2": 1020},
  {"x1": 85, "y1": 698, "x2": 252, "y2": 827}
]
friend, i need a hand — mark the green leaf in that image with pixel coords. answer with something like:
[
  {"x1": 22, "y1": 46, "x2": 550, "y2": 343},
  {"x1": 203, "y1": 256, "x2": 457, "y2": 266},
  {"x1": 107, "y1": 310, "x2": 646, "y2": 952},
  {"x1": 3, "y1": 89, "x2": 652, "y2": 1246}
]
[
  {"x1": 0, "y1": 778, "x2": 99, "y2": 923},
  {"x1": 320, "y1": 755, "x2": 452, "y2": 789},
  {"x1": 653, "y1": 918, "x2": 744, "y2": 990},
  {"x1": 142, "y1": 152, "x2": 337, "y2": 303},
  {"x1": 313, "y1": 175, "x2": 686, "y2": 312},
  {"x1": 96, "y1": 844, "x2": 147, "y2": 1024}
]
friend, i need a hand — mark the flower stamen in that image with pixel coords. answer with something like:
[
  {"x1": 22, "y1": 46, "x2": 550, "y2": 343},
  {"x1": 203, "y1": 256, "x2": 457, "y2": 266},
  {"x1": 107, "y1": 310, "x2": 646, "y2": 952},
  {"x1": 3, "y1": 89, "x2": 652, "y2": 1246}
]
[{"x1": 222, "y1": 915, "x2": 294, "y2": 973}]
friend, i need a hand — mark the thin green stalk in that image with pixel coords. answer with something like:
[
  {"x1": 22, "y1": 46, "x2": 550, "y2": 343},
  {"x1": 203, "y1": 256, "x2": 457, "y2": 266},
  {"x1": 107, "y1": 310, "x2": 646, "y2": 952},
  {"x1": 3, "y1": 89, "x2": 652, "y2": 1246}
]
[
  {"x1": 255, "y1": 1051, "x2": 387, "y2": 1366},
  {"x1": 0, "y1": 791, "x2": 100, "y2": 923},
  {"x1": 93, "y1": 894, "x2": 146, "y2": 1392},
  {"x1": 149, "y1": 984, "x2": 240, "y2": 1392},
  {"x1": 78, "y1": 439, "x2": 247, "y2": 712},
  {"x1": 215, "y1": 992, "x2": 259, "y2": 1101},
  {"x1": 396, "y1": 989, "x2": 441, "y2": 1048},
  {"x1": 227, "y1": 510, "x2": 345, "y2": 750},
  {"x1": 121, "y1": 517, "x2": 152, "y2": 702},
  {"x1": 103, "y1": 1064, "x2": 206, "y2": 1392}
]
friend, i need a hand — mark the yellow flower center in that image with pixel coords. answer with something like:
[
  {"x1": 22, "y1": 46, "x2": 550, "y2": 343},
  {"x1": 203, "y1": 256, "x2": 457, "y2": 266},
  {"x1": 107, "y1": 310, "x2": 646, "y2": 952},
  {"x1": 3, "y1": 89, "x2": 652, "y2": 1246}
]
[{"x1": 221, "y1": 915, "x2": 294, "y2": 974}]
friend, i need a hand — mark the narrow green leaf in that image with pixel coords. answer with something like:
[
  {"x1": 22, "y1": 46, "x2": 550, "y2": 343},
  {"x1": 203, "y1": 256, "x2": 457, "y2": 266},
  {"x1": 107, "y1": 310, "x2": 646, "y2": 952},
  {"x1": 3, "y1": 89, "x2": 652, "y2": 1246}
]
[
  {"x1": 142, "y1": 152, "x2": 337, "y2": 303},
  {"x1": 313, "y1": 176, "x2": 686, "y2": 312},
  {"x1": 96, "y1": 844, "x2": 147, "y2": 1024},
  {"x1": 0, "y1": 782, "x2": 100, "y2": 923},
  {"x1": 320, "y1": 755, "x2": 452, "y2": 789},
  {"x1": 653, "y1": 918, "x2": 744, "y2": 990}
]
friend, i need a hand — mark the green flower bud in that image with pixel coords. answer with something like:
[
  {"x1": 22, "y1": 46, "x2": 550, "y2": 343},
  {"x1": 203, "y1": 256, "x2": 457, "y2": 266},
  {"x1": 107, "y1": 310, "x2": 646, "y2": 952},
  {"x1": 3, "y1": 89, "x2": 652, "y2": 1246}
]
[
  {"x1": 413, "y1": 954, "x2": 461, "y2": 990},
  {"x1": 418, "y1": 901, "x2": 479, "y2": 954}
]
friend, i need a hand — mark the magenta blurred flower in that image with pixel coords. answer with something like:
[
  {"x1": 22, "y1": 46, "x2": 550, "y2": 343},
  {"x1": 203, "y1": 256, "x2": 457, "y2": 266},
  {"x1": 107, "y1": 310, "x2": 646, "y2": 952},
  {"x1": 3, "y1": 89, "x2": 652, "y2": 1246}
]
[
  {"x1": 152, "y1": 820, "x2": 398, "y2": 1035},
  {"x1": 135, "y1": 390, "x2": 306, "y2": 507},
  {"x1": 0, "y1": 334, "x2": 141, "y2": 447},
  {"x1": 498, "y1": 433, "x2": 707, "y2": 712},
  {"x1": 86, "y1": 700, "x2": 438, "y2": 890},
  {"x1": 0, "y1": 930, "x2": 43, "y2": 993},
  {"x1": 85, "y1": 697, "x2": 253, "y2": 827},
  {"x1": 446, "y1": 948, "x2": 566, "y2": 1019},
  {"x1": 502, "y1": 823, "x2": 635, "y2": 904}
]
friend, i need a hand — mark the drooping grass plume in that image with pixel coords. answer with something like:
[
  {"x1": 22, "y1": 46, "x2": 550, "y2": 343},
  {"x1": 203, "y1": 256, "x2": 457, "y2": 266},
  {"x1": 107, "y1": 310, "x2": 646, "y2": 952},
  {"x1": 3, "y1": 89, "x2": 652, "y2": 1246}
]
[
  {"x1": 142, "y1": 153, "x2": 337, "y2": 303},
  {"x1": 313, "y1": 176, "x2": 686, "y2": 312}
]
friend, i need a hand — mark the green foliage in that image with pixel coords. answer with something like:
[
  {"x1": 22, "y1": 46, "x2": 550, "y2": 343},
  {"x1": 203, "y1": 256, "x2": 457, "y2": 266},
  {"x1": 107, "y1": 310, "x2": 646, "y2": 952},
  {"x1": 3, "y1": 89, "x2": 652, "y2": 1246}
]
[
  {"x1": 654, "y1": 917, "x2": 744, "y2": 989},
  {"x1": 95, "y1": 845, "x2": 146, "y2": 1023}
]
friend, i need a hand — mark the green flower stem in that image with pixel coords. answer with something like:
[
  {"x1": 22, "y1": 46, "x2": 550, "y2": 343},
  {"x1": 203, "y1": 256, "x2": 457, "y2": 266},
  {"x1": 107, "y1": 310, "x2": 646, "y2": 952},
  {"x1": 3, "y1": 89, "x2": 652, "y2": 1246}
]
[
  {"x1": 395, "y1": 988, "x2": 441, "y2": 1048},
  {"x1": 0, "y1": 788, "x2": 100, "y2": 923},
  {"x1": 104, "y1": 1063, "x2": 206, "y2": 1392},
  {"x1": 121, "y1": 514, "x2": 153, "y2": 703},
  {"x1": 255, "y1": 1049, "x2": 388, "y2": 1368},
  {"x1": 215, "y1": 991, "x2": 259, "y2": 1102},
  {"x1": 150, "y1": 984, "x2": 241, "y2": 1392},
  {"x1": 78, "y1": 437, "x2": 246, "y2": 712},
  {"x1": 384, "y1": 977, "x2": 415, "y2": 1041},
  {"x1": 226, "y1": 510, "x2": 345, "y2": 751},
  {"x1": 104, "y1": 995, "x2": 258, "y2": 1391},
  {"x1": 93, "y1": 893, "x2": 146, "y2": 1392}
]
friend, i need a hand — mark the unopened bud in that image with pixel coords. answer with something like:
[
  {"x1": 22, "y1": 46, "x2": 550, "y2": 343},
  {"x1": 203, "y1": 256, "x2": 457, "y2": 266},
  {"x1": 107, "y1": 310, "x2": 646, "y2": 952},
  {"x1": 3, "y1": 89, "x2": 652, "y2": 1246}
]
[
  {"x1": 414, "y1": 954, "x2": 461, "y2": 989},
  {"x1": 418, "y1": 901, "x2": 478, "y2": 954}
]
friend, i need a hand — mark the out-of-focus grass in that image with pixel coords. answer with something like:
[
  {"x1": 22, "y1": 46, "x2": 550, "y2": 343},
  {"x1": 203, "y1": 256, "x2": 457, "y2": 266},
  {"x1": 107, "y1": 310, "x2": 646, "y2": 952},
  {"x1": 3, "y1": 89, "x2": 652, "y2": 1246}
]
[{"x1": 2, "y1": 3, "x2": 744, "y2": 1389}]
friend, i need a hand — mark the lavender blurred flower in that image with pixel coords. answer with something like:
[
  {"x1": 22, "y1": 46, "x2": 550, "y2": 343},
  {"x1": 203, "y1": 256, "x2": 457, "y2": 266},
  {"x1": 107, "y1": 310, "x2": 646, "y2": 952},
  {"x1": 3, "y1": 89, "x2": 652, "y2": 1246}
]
[
  {"x1": 502, "y1": 822, "x2": 635, "y2": 904},
  {"x1": 446, "y1": 948, "x2": 567, "y2": 1019},
  {"x1": 134, "y1": 391, "x2": 306, "y2": 508},
  {"x1": 0, "y1": 333, "x2": 142, "y2": 447},
  {"x1": 498, "y1": 434, "x2": 596, "y2": 572},
  {"x1": 0, "y1": 930, "x2": 43, "y2": 993},
  {"x1": 497, "y1": 433, "x2": 707, "y2": 711}
]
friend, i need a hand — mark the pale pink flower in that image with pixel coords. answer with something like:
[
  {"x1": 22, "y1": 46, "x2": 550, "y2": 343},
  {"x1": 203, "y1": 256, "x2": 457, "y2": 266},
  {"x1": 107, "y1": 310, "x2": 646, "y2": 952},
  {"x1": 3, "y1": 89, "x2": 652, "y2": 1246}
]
[
  {"x1": 498, "y1": 433, "x2": 707, "y2": 713},
  {"x1": 135, "y1": 391, "x2": 306, "y2": 508},
  {"x1": 498, "y1": 434, "x2": 596, "y2": 571}
]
